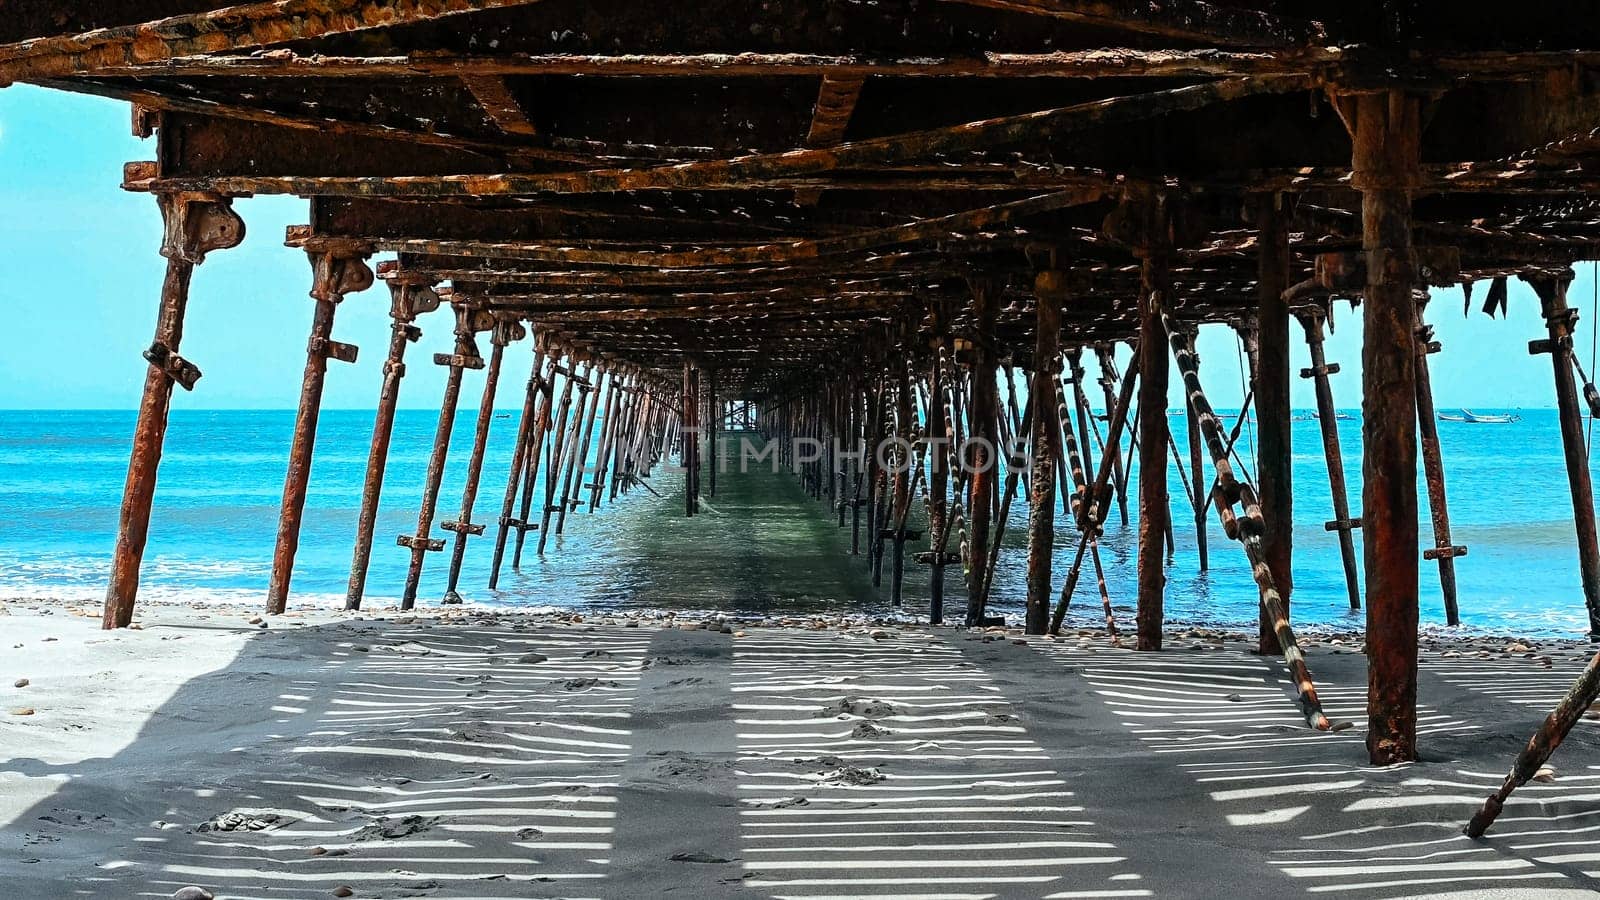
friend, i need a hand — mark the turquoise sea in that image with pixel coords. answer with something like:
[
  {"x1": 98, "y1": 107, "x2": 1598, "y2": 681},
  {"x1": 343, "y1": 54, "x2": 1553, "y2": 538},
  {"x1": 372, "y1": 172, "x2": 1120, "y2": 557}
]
[{"x1": 0, "y1": 407, "x2": 1595, "y2": 638}]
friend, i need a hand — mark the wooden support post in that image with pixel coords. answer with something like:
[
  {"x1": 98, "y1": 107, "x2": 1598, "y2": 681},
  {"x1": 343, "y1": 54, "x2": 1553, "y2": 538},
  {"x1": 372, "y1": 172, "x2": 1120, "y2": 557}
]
[
  {"x1": 266, "y1": 239, "x2": 372, "y2": 615},
  {"x1": 1137, "y1": 253, "x2": 1170, "y2": 651},
  {"x1": 538, "y1": 359, "x2": 589, "y2": 552},
  {"x1": 345, "y1": 278, "x2": 437, "y2": 610},
  {"x1": 1346, "y1": 88, "x2": 1423, "y2": 766},
  {"x1": 926, "y1": 329, "x2": 951, "y2": 624},
  {"x1": 1096, "y1": 346, "x2": 1132, "y2": 526},
  {"x1": 555, "y1": 364, "x2": 603, "y2": 537},
  {"x1": 398, "y1": 302, "x2": 487, "y2": 609},
  {"x1": 442, "y1": 316, "x2": 524, "y2": 602},
  {"x1": 707, "y1": 369, "x2": 718, "y2": 498},
  {"x1": 1297, "y1": 307, "x2": 1362, "y2": 610},
  {"x1": 890, "y1": 364, "x2": 914, "y2": 607},
  {"x1": 1466, "y1": 648, "x2": 1600, "y2": 837},
  {"x1": 519, "y1": 352, "x2": 575, "y2": 561},
  {"x1": 1413, "y1": 299, "x2": 1466, "y2": 626},
  {"x1": 964, "y1": 276, "x2": 1004, "y2": 626},
  {"x1": 1182, "y1": 326, "x2": 1209, "y2": 573},
  {"x1": 1166, "y1": 317, "x2": 1332, "y2": 730},
  {"x1": 683, "y1": 361, "x2": 699, "y2": 516},
  {"x1": 1526, "y1": 271, "x2": 1600, "y2": 639},
  {"x1": 1255, "y1": 194, "x2": 1294, "y2": 653},
  {"x1": 103, "y1": 193, "x2": 243, "y2": 630},
  {"x1": 487, "y1": 335, "x2": 551, "y2": 589},
  {"x1": 1027, "y1": 274, "x2": 1064, "y2": 634},
  {"x1": 1050, "y1": 353, "x2": 1139, "y2": 635}
]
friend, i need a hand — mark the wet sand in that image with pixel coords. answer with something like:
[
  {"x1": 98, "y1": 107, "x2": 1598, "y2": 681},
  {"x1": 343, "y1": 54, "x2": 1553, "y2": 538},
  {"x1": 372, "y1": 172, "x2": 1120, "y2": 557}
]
[{"x1": 5, "y1": 596, "x2": 1600, "y2": 899}]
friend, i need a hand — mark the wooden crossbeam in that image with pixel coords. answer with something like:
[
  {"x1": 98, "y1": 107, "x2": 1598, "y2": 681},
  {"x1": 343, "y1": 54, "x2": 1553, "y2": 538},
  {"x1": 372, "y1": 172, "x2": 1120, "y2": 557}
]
[
  {"x1": 82, "y1": 48, "x2": 1330, "y2": 80},
  {"x1": 0, "y1": 0, "x2": 552, "y2": 85},
  {"x1": 806, "y1": 75, "x2": 866, "y2": 147},
  {"x1": 460, "y1": 75, "x2": 538, "y2": 136},
  {"x1": 123, "y1": 79, "x2": 1295, "y2": 195},
  {"x1": 938, "y1": 0, "x2": 1324, "y2": 48}
]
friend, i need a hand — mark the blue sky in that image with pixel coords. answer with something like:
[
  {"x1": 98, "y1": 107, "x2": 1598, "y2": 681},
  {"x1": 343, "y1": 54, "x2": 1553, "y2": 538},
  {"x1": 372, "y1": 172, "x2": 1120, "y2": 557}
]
[{"x1": 0, "y1": 84, "x2": 1591, "y2": 410}]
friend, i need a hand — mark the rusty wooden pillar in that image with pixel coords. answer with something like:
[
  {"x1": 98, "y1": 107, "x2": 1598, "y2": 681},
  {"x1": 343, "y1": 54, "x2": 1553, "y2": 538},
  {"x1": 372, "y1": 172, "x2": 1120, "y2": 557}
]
[
  {"x1": 266, "y1": 238, "x2": 373, "y2": 616},
  {"x1": 103, "y1": 193, "x2": 244, "y2": 630},
  {"x1": 1526, "y1": 271, "x2": 1600, "y2": 639},
  {"x1": 515, "y1": 346, "x2": 574, "y2": 565},
  {"x1": 1095, "y1": 346, "x2": 1132, "y2": 526},
  {"x1": 553, "y1": 360, "x2": 602, "y2": 540},
  {"x1": 1026, "y1": 273, "x2": 1064, "y2": 634},
  {"x1": 890, "y1": 362, "x2": 914, "y2": 607},
  {"x1": 1182, "y1": 326, "x2": 1209, "y2": 573},
  {"x1": 487, "y1": 333, "x2": 552, "y2": 589},
  {"x1": 925, "y1": 312, "x2": 952, "y2": 624},
  {"x1": 344, "y1": 275, "x2": 438, "y2": 611},
  {"x1": 1412, "y1": 298, "x2": 1467, "y2": 626},
  {"x1": 1136, "y1": 239, "x2": 1171, "y2": 652},
  {"x1": 1345, "y1": 88, "x2": 1423, "y2": 765},
  {"x1": 707, "y1": 368, "x2": 719, "y2": 498},
  {"x1": 1256, "y1": 194, "x2": 1294, "y2": 653},
  {"x1": 441, "y1": 315, "x2": 524, "y2": 603},
  {"x1": 398, "y1": 301, "x2": 488, "y2": 609},
  {"x1": 538, "y1": 357, "x2": 590, "y2": 553},
  {"x1": 964, "y1": 276, "x2": 1004, "y2": 627},
  {"x1": 1297, "y1": 306, "x2": 1362, "y2": 610},
  {"x1": 683, "y1": 360, "x2": 699, "y2": 516}
]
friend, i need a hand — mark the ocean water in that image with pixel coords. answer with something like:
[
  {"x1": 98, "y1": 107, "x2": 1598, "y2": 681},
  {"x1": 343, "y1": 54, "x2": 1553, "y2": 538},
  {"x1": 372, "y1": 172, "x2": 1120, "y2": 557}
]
[{"x1": 1, "y1": 407, "x2": 1596, "y2": 639}]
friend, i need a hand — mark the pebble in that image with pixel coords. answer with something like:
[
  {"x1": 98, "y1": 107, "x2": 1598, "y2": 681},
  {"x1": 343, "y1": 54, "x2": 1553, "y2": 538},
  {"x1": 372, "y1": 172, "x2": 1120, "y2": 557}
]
[
  {"x1": 13, "y1": 678, "x2": 27, "y2": 688},
  {"x1": 1534, "y1": 765, "x2": 1557, "y2": 783},
  {"x1": 248, "y1": 617, "x2": 263, "y2": 625},
  {"x1": 332, "y1": 887, "x2": 355, "y2": 898},
  {"x1": 9, "y1": 707, "x2": 35, "y2": 716},
  {"x1": 171, "y1": 888, "x2": 215, "y2": 900}
]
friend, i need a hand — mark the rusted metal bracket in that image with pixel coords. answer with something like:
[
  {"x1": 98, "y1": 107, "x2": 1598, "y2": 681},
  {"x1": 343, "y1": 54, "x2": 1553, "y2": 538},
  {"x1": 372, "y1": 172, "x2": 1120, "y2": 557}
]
[
  {"x1": 433, "y1": 352, "x2": 486, "y2": 370},
  {"x1": 396, "y1": 534, "x2": 446, "y2": 552},
  {"x1": 440, "y1": 519, "x2": 487, "y2": 536},
  {"x1": 143, "y1": 341, "x2": 202, "y2": 391},
  {"x1": 1423, "y1": 544, "x2": 1469, "y2": 561},
  {"x1": 156, "y1": 191, "x2": 245, "y2": 264},
  {"x1": 309, "y1": 336, "x2": 359, "y2": 364},
  {"x1": 1325, "y1": 515, "x2": 1363, "y2": 531}
]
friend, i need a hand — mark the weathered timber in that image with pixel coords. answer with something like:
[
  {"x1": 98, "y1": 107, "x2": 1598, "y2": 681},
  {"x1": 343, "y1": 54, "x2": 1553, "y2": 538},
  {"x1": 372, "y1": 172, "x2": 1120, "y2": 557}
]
[{"x1": 1348, "y1": 89, "x2": 1424, "y2": 766}]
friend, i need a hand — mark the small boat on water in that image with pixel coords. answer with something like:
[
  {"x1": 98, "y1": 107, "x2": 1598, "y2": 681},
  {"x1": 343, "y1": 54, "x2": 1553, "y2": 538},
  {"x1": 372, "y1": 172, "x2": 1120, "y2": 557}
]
[
  {"x1": 1441, "y1": 408, "x2": 1521, "y2": 424},
  {"x1": 1311, "y1": 411, "x2": 1355, "y2": 421}
]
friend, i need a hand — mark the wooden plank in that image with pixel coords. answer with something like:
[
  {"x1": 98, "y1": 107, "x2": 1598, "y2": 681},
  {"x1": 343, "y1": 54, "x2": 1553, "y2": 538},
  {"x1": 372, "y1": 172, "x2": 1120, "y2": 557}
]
[
  {"x1": 938, "y1": 0, "x2": 1324, "y2": 48},
  {"x1": 805, "y1": 74, "x2": 865, "y2": 147},
  {"x1": 460, "y1": 75, "x2": 538, "y2": 136},
  {"x1": 0, "y1": 0, "x2": 553, "y2": 84}
]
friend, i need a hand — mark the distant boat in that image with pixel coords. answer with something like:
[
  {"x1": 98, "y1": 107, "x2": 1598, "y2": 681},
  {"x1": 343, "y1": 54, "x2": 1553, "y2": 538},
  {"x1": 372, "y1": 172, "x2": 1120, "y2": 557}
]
[
  {"x1": 1443, "y1": 408, "x2": 1520, "y2": 424},
  {"x1": 1311, "y1": 411, "x2": 1355, "y2": 421}
]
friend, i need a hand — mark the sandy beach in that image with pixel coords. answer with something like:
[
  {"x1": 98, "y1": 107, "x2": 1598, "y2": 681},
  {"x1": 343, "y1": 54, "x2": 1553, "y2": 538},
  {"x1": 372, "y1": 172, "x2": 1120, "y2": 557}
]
[{"x1": 3, "y1": 596, "x2": 1599, "y2": 899}]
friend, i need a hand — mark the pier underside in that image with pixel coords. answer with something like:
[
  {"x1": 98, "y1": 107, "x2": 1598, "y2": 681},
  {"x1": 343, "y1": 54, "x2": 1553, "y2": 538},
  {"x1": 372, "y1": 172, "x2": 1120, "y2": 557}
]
[{"x1": 13, "y1": 0, "x2": 1600, "y2": 850}]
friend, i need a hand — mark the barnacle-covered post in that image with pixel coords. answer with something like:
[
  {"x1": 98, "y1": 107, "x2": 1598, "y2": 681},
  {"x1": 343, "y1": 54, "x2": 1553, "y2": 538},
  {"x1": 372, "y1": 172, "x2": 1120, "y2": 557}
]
[
  {"x1": 398, "y1": 299, "x2": 489, "y2": 609},
  {"x1": 344, "y1": 268, "x2": 439, "y2": 611},
  {"x1": 267, "y1": 235, "x2": 373, "y2": 615},
  {"x1": 442, "y1": 314, "x2": 525, "y2": 603},
  {"x1": 103, "y1": 192, "x2": 244, "y2": 630}
]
